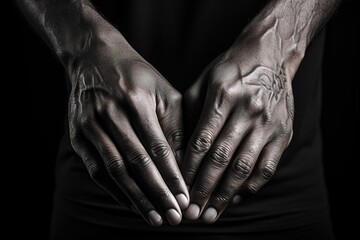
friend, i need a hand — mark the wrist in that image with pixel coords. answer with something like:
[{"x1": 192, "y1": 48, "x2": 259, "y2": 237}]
[
  {"x1": 53, "y1": 3, "x2": 116, "y2": 64},
  {"x1": 230, "y1": 23, "x2": 305, "y2": 81},
  {"x1": 229, "y1": 0, "x2": 321, "y2": 80},
  {"x1": 62, "y1": 14, "x2": 141, "y2": 77}
]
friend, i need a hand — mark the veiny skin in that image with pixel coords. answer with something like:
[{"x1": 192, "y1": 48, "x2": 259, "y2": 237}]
[
  {"x1": 67, "y1": 41, "x2": 189, "y2": 226},
  {"x1": 182, "y1": 0, "x2": 340, "y2": 223},
  {"x1": 182, "y1": 44, "x2": 295, "y2": 224},
  {"x1": 17, "y1": 0, "x2": 340, "y2": 226}
]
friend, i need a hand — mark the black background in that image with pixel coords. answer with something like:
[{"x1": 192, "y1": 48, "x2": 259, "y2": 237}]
[{"x1": 8, "y1": 0, "x2": 358, "y2": 239}]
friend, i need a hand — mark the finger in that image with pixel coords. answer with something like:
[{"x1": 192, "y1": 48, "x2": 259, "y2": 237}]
[
  {"x1": 181, "y1": 90, "x2": 232, "y2": 187},
  {"x1": 237, "y1": 137, "x2": 287, "y2": 201},
  {"x1": 130, "y1": 100, "x2": 189, "y2": 211},
  {"x1": 100, "y1": 104, "x2": 183, "y2": 225},
  {"x1": 157, "y1": 91, "x2": 185, "y2": 165},
  {"x1": 185, "y1": 112, "x2": 251, "y2": 219},
  {"x1": 201, "y1": 132, "x2": 268, "y2": 223},
  {"x1": 81, "y1": 121, "x2": 164, "y2": 227},
  {"x1": 70, "y1": 132, "x2": 130, "y2": 207}
]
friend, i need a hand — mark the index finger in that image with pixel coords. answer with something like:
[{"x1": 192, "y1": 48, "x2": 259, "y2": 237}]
[
  {"x1": 181, "y1": 91, "x2": 232, "y2": 187},
  {"x1": 129, "y1": 99, "x2": 189, "y2": 211}
]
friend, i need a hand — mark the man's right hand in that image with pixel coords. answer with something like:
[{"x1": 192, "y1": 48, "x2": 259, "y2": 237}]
[{"x1": 66, "y1": 30, "x2": 188, "y2": 227}]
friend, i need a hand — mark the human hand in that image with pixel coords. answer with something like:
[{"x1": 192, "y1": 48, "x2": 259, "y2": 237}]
[
  {"x1": 17, "y1": 0, "x2": 339, "y2": 228},
  {"x1": 66, "y1": 31, "x2": 188, "y2": 227},
  {"x1": 182, "y1": 38, "x2": 295, "y2": 223}
]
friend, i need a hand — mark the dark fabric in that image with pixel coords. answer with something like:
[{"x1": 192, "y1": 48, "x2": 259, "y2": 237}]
[
  {"x1": 50, "y1": 192, "x2": 334, "y2": 240},
  {"x1": 51, "y1": 0, "x2": 334, "y2": 239}
]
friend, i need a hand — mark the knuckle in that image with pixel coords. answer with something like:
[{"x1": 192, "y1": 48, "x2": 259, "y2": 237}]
[
  {"x1": 261, "y1": 109, "x2": 272, "y2": 124},
  {"x1": 85, "y1": 161, "x2": 101, "y2": 180},
  {"x1": 191, "y1": 132, "x2": 213, "y2": 153},
  {"x1": 193, "y1": 186, "x2": 210, "y2": 200},
  {"x1": 149, "y1": 142, "x2": 171, "y2": 162},
  {"x1": 164, "y1": 175, "x2": 182, "y2": 188},
  {"x1": 209, "y1": 81, "x2": 233, "y2": 102},
  {"x1": 158, "y1": 91, "x2": 182, "y2": 119},
  {"x1": 260, "y1": 161, "x2": 277, "y2": 180},
  {"x1": 130, "y1": 61, "x2": 155, "y2": 78},
  {"x1": 96, "y1": 102, "x2": 115, "y2": 117},
  {"x1": 248, "y1": 98, "x2": 266, "y2": 115},
  {"x1": 210, "y1": 62, "x2": 239, "y2": 82},
  {"x1": 106, "y1": 157, "x2": 126, "y2": 177},
  {"x1": 157, "y1": 190, "x2": 172, "y2": 202},
  {"x1": 100, "y1": 146, "x2": 126, "y2": 176},
  {"x1": 218, "y1": 87, "x2": 233, "y2": 103},
  {"x1": 137, "y1": 193, "x2": 149, "y2": 207},
  {"x1": 232, "y1": 157, "x2": 253, "y2": 179},
  {"x1": 95, "y1": 103, "x2": 107, "y2": 115},
  {"x1": 168, "y1": 129, "x2": 185, "y2": 145},
  {"x1": 125, "y1": 89, "x2": 145, "y2": 106},
  {"x1": 209, "y1": 65, "x2": 223, "y2": 81},
  {"x1": 126, "y1": 91, "x2": 139, "y2": 104},
  {"x1": 160, "y1": 91, "x2": 182, "y2": 116},
  {"x1": 169, "y1": 90, "x2": 182, "y2": 103},
  {"x1": 215, "y1": 193, "x2": 231, "y2": 207},
  {"x1": 209, "y1": 79, "x2": 227, "y2": 92},
  {"x1": 100, "y1": 144, "x2": 116, "y2": 160},
  {"x1": 127, "y1": 151, "x2": 152, "y2": 169},
  {"x1": 247, "y1": 183, "x2": 260, "y2": 194},
  {"x1": 208, "y1": 145, "x2": 231, "y2": 168},
  {"x1": 183, "y1": 167, "x2": 197, "y2": 180}
]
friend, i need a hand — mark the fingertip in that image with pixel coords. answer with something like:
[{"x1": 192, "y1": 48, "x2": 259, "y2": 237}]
[
  {"x1": 166, "y1": 208, "x2": 182, "y2": 225},
  {"x1": 202, "y1": 207, "x2": 218, "y2": 224},
  {"x1": 148, "y1": 210, "x2": 163, "y2": 227},
  {"x1": 184, "y1": 203, "x2": 200, "y2": 220},
  {"x1": 176, "y1": 193, "x2": 189, "y2": 210}
]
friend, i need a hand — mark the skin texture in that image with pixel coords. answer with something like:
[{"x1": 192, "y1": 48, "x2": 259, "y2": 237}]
[
  {"x1": 68, "y1": 42, "x2": 188, "y2": 227},
  {"x1": 182, "y1": 0, "x2": 340, "y2": 223},
  {"x1": 17, "y1": 0, "x2": 340, "y2": 226},
  {"x1": 182, "y1": 46, "x2": 295, "y2": 223},
  {"x1": 17, "y1": 0, "x2": 188, "y2": 227}
]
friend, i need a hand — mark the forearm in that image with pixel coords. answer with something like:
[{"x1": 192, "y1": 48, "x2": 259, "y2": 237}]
[
  {"x1": 16, "y1": 0, "x2": 130, "y2": 65},
  {"x1": 231, "y1": 0, "x2": 341, "y2": 79}
]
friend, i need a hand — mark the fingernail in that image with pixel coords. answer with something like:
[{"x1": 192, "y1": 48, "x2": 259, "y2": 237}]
[
  {"x1": 148, "y1": 210, "x2": 163, "y2": 227},
  {"x1": 202, "y1": 207, "x2": 218, "y2": 224},
  {"x1": 184, "y1": 203, "x2": 200, "y2": 220},
  {"x1": 176, "y1": 193, "x2": 189, "y2": 209},
  {"x1": 232, "y1": 195, "x2": 242, "y2": 204},
  {"x1": 166, "y1": 208, "x2": 182, "y2": 225}
]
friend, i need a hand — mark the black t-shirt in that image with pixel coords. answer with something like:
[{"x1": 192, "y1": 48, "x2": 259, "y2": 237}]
[{"x1": 53, "y1": 0, "x2": 333, "y2": 235}]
